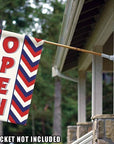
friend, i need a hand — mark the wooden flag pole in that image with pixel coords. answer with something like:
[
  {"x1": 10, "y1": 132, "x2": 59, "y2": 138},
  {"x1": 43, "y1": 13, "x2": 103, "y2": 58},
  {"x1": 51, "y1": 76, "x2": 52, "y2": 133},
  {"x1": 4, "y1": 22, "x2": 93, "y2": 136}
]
[{"x1": 44, "y1": 40, "x2": 101, "y2": 57}]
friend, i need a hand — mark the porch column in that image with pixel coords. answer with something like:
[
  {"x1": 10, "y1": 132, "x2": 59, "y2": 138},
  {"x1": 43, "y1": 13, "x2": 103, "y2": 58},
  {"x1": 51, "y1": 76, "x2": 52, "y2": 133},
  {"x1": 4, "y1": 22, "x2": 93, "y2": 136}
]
[
  {"x1": 92, "y1": 46, "x2": 103, "y2": 117},
  {"x1": 78, "y1": 71, "x2": 86, "y2": 122}
]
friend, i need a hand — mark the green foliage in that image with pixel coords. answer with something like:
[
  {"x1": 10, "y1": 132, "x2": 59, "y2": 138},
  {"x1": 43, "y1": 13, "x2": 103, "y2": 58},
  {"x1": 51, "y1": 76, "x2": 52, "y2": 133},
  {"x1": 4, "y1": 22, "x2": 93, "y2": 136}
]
[
  {"x1": 103, "y1": 74, "x2": 113, "y2": 114},
  {"x1": 0, "y1": 0, "x2": 34, "y2": 33},
  {"x1": 86, "y1": 72, "x2": 92, "y2": 121}
]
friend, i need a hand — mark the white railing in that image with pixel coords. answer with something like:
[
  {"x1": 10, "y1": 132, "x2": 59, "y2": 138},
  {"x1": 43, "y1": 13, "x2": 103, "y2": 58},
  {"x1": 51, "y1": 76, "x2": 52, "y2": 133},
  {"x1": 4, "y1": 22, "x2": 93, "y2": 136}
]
[{"x1": 71, "y1": 130, "x2": 93, "y2": 144}]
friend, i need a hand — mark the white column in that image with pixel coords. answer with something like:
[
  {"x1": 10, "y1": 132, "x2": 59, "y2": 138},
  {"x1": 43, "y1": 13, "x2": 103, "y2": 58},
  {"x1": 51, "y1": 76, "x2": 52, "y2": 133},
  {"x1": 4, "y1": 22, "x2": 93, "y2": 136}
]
[
  {"x1": 92, "y1": 46, "x2": 103, "y2": 117},
  {"x1": 78, "y1": 71, "x2": 86, "y2": 122}
]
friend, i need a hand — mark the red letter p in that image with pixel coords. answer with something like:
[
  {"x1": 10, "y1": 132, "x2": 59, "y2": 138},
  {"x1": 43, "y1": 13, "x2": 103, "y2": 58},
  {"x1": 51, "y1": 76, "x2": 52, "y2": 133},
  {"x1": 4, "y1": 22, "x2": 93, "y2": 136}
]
[{"x1": 0, "y1": 57, "x2": 14, "y2": 73}]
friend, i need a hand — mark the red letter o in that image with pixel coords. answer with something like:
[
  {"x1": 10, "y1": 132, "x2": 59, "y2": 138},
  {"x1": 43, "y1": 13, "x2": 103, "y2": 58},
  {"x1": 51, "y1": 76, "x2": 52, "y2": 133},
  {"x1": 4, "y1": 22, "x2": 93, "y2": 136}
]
[{"x1": 3, "y1": 37, "x2": 19, "y2": 53}]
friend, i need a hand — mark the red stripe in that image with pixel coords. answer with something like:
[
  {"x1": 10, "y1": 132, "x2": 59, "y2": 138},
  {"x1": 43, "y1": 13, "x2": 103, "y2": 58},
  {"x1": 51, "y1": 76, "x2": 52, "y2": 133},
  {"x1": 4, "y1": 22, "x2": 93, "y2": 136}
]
[
  {"x1": 34, "y1": 38, "x2": 42, "y2": 42},
  {"x1": 0, "y1": 29, "x2": 2, "y2": 35},
  {"x1": 12, "y1": 100, "x2": 29, "y2": 117},
  {"x1": 18, "y1": 69, "x2": 35, "y2": 87},
  {"x1": 15, "y1": 85, "x2": 32, "y2": 102},
  {"x1": 8, "y1": 115, "x2": 16, "y2": 124},
  {"x1": 24, "y1": 39, "x2": 42, "y2": 57},
  {"x1": 21, "y1": 55, "x2": 39, "y2": 72}
]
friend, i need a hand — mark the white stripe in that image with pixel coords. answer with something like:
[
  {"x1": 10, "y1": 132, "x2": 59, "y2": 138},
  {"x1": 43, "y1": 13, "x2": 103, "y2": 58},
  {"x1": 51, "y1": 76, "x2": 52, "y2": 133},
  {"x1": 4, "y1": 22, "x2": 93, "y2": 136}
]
[
  {"x1": 14, "y1": 90, "x2": 31, "y2": 107},
  {"x1": 23, "y1": 45, "x2": 41, "y2": 62},
  {"x1": 28, "y1": 37, "x2": 44, "y2": 47},
  {"x1": 20, "y1": 60, "x2": 38, "y2": 77},
  {"x1": 8, "y1": 120, "x2": 11, "y2": 123},
  {"x1": 11, "y1": 105, "x2": 29, "y2": 122},
  {"x1": 17, "y1": 75, "x2": 35, "y2": 92}
]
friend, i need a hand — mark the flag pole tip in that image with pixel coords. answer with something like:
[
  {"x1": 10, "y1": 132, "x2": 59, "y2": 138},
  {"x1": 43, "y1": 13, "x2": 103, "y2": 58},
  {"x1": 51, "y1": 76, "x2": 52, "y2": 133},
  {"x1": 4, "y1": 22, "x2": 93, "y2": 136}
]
[
  {"x1": 109, "y1": 55, "x2": 114, "y2": 61},
  {"x1": 102, "y1": 54, "x2": 114, "y2": 61}
]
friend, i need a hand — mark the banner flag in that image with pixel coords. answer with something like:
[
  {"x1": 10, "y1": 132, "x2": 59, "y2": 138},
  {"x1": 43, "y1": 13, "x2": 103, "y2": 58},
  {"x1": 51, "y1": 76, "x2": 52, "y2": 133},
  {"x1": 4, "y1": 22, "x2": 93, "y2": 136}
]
[{"x1": 0, "y1": 29, "x2": 44, "y2": 125}]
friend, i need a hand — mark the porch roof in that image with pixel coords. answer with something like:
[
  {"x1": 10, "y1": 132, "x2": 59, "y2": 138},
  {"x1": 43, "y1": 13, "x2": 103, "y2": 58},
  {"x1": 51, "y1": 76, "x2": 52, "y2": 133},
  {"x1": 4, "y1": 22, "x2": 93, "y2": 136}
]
[{"x1": 53, "y1": 0, "x2": 113, "y2": 72}]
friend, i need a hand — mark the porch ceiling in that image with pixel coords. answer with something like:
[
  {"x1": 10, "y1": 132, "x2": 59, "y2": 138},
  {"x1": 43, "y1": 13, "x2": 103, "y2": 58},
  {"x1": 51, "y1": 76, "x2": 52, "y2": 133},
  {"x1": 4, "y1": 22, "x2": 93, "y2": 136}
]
[{"x1": 63, "y1": 0, "x2": 107, "y2": 71}]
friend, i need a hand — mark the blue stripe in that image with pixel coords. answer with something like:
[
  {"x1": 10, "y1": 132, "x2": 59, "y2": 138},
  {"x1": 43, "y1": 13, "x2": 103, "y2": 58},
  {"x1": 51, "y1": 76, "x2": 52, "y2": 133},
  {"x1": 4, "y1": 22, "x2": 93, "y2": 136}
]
[
  {"x1": 15, "y1": 80, "x2": 33, "y2": 97},
  {"x1": 13, "y1": 95, "x2": 30, "y2": 111},
  {"x1": 25, "y1": 35, "x2": 43, "y2": 52},
  {"x1": 19, "y1": 65, "x2": 37, "y2": 81},
  {"x1": 22, "y1": 49, "x2": 40, "y2": 67},
  {"x1": 9, "y1": 110, "x2": 27, "y2": 125}
]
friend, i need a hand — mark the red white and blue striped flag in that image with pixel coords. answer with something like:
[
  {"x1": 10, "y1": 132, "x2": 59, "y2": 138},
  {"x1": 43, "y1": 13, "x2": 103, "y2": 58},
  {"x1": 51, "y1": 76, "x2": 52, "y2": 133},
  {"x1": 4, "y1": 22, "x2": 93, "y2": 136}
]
[{"x1": 0, "y1": 29, "x2": 44, "y2": 125}]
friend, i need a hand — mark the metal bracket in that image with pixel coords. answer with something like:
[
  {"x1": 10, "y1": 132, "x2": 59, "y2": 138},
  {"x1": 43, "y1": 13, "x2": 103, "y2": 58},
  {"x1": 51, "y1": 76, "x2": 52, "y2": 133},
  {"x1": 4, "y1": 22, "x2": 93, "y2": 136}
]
[
  {"x1": 52, "y1": 66, "x2": 78, "y2": 83},
  {"x1": 101, "y1": 54, "x2": 114, "y2": 61}
]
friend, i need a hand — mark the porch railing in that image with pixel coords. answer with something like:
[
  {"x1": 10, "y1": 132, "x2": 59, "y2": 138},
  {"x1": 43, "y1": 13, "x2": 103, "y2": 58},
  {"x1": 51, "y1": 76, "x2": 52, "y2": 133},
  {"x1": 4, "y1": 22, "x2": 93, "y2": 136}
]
[{"x1": 71, "y1": 130, "x2": 93, "y2": 144}]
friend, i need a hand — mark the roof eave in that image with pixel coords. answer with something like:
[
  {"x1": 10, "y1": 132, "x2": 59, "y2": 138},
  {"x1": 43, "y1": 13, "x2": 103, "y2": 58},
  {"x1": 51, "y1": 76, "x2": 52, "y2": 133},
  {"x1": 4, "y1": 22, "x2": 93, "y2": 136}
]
[{"x1": 53, "y1": 0, "x2": 85, "y2": 72}]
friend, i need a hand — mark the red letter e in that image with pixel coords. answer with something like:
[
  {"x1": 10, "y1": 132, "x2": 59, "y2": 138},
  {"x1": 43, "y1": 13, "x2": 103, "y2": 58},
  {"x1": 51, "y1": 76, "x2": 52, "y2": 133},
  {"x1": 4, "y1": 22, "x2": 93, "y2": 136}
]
[{"x1": 0, "y1": 77, "x2": 10, "y2": 94}]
